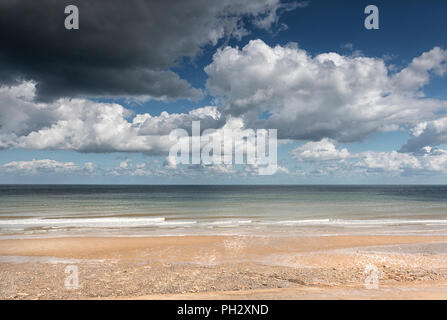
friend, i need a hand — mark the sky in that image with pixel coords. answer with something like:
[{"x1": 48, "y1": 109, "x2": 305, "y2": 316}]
[{"x1": 1, "y1": 0, "x2": 447, "y2": 184}]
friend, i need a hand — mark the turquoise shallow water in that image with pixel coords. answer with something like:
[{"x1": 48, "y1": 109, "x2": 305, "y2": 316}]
[{"x1": 1, "y1": 185, "x2": 447, "y2": 238}]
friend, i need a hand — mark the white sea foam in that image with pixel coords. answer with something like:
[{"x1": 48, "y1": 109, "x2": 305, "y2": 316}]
[
  {"x1": 2, "y1": 217, "x2": 447, "y2": 231},
  {"x1": 0, "y1": 217, "x2": 167, "y2": 228},
  {"x1": 203, "y1": 220, "x2": 252, "y2": 226},
  {"x1": 259, "y1": 218, "x2": 447, "y2": 227}
]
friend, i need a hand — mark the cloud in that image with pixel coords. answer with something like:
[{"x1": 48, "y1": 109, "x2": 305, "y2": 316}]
[
  {"x1": 420, "y1": 147, "x2": 447, "y2": 172},
  {"x1": 401, "y1": 117, "x2": 447, "y2": 152},
  {"x1": 119, "y1": 159, "x2": 131, "y2": 169},
  {"x1": 291, "y1": 138, "x2": 447, "y2": 176},
  {"x1": 0, "y1": 81, "x2": 276, "y2": 173},
  {"x1": 355, "y1": 151, "x2": 422, "y2": 173},
  {"x1": 83, "y1": 162, "x2": 95, "y2": 173},
  {"x1": 2, "y1": 40, "x2": 447, "y2": 181},
  {"x1": 0, "y1": 81, "x2": 203, "y2": 154},
  {"x1": 187, "y1": 163, "x2": 236, "y2": 175},
  {"x1": 136, "y1": 106, "x2": 223, "y2": 136},
  {"x1": 0, "y1": 0, "x2": 298, "y2": 102},
  {"x1": 2, "y1": 159, "x2": 79, "y2": 175},
  {"x1": 392, "y1": 47, "x2": 447, "y2": 94},
  {"x1": 12, "y1": 99, "x2": 173, "y2": 154},
  {"x1": 205, "y1": 40, "x2": 447, "y2": 142},
  {"x1": 3, "y1": 40, "x2": 447, "y2": 152},
  {"x1": 355, "y1": 148, "x2": 447, "y2": 175},
  {"x1": 292, "y1": 138, "x2": 349, "y2": 162},
  {"x1": 112, "y1": 160, "x2": 152, "y2": 176},
  {"x1": 163, "y1": 156, "x2": 178, "y2": 169}
]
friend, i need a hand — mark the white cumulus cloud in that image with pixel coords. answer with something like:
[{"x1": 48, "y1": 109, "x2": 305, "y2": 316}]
[
  {"x1": 292, "y1": 138, "x2": 349, "y2": 162},
  {"x1": 205, "y1": 40, "x2": 447, "y2": 142},
  {"x1": 2, "y1": 159, "x2": 79, "y2": 175}
]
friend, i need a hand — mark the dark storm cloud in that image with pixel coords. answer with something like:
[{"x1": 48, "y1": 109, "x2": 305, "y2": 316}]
[{"x1": 0, "y1": 0, "x2": 293, "y2": 102}]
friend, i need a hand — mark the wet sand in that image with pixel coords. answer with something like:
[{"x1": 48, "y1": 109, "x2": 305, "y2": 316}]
[{"x1": 1, "y1": 235, "x2": 447, "y2": 299}]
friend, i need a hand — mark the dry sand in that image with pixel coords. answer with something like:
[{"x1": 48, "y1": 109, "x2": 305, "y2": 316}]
[{"x1": 1, "y1": 235, "x2": 447, "y2": 299}]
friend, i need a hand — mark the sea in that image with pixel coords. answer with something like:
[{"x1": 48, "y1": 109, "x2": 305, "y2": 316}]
[{"x1": 1, "y1": 185, "x2": 447, "y2": 238}]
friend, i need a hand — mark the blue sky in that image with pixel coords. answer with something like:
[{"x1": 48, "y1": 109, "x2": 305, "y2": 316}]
[{"x1": 1, "y1": 0, "x2": 447, "y2": 184}]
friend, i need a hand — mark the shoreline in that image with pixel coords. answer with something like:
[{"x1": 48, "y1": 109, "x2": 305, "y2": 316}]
[
  {"x1": 2, "y1": 234, "x2": 447, "y2": 260},
  {"x1": 1, "y1": 235, "x2": 447, "y2": 299}
]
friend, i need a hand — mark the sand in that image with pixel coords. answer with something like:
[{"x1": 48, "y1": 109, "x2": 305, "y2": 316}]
[{"x1": 1, "y1": 235, "x2": 447, "y2": 299}]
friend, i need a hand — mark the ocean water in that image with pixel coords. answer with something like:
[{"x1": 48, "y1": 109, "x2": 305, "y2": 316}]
[{"x1": 1, "y1": 185, "x2": 447, "y2": 238}]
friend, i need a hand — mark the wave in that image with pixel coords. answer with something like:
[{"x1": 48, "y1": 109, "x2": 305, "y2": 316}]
[
  {"x1": 203, "y1": 220, "x2": 252, "y2": 226},
  {"x1": 1, "y1": 216, "x2": 447, "y2": 231},
  {"x1": 262, "y1": 218, "x2": 447, "y2": 226},
  {"x1": 0, "y1": 217, "x2": 167, "y2": 228}
]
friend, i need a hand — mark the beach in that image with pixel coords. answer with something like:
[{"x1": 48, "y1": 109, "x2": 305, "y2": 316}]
[
  {"x1": 1, "y1": 235, "x2": 447, "y2": 299},
  {"x1": 2, "y1": 185, "x2": 447, "y2": 299}
]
